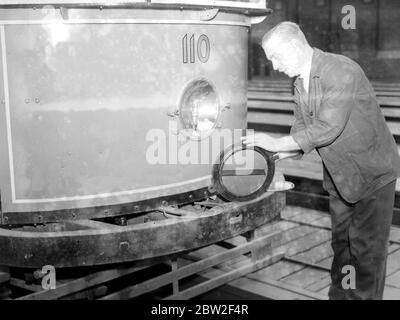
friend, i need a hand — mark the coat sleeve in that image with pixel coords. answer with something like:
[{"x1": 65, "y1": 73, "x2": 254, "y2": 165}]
[{"x1": 291, "y1": 64, "x2": 358, "y2": 154}]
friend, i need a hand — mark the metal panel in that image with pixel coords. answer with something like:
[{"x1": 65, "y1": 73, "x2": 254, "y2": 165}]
[
  {"x1": 0, "y1": 8, "x2": 249, "y2": 216},
  {"x1": 0, "y1": 0, "x2": 266, "y2": 10}
]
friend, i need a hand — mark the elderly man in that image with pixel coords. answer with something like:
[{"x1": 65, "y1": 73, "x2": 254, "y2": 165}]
[{"x1": 243, "y1": 22, "x2": 400, "y2": 300}]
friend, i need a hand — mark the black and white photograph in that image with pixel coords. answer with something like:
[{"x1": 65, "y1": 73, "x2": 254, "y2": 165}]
[{"x1": 0, "y1": 0, "x2": 399, "y2": 307}]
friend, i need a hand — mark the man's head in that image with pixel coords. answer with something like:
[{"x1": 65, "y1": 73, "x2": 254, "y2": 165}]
[{"x1": 261, "y1": 22, "x2": 312, "y2": 78}]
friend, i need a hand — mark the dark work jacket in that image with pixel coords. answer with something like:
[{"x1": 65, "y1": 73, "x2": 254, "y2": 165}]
[{"x1": 291, "y1": 48, "x2": 400, "y2": 204}]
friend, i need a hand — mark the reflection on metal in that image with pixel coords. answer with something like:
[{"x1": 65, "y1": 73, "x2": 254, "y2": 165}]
[
  {"x1": 199, "y1": 8, "x2": 219, "y2": 21},
  {"x1": 249, "y1": 15, "x2": 267, "y2": 25},
  {"x1": 267, "y1": 170, "x2": 295, "y2": 192},
  {"x1": 179, "y1": 79, "x2": 220, "y2": 140}
]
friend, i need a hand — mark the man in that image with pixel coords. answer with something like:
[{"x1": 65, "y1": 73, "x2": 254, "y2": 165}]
[{"x1": 243, "y1": 22, "x2": 400, "y2": 300}]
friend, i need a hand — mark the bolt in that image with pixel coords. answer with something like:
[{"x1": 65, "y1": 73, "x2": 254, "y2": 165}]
[{"x1": 119, "y1": 241, "x2": 129, "y2": 251}]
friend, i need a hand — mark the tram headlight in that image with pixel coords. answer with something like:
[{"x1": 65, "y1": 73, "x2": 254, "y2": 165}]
[{"x1": 179, "y1": 79, "x2": 220, "y2": 139}]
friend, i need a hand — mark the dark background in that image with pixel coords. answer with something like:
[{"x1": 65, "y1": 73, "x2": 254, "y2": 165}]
[{"x1": 249, "y1": 0, "x2": 400, "y2": 82}]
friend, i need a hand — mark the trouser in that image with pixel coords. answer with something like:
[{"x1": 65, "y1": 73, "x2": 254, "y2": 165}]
[{"x1": 328, "y1": 180, "x2": 396, "y2": 300}]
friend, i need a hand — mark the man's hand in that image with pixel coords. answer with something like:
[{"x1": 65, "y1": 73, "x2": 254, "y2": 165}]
[
  {"x1": 242, "y1": 133, "x2": 302, "y2": 153},
  {"x1": 241, "y1": 133, "x2": 280, "y2": 152}
]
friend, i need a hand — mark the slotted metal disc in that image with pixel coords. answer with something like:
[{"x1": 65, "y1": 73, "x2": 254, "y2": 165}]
[{"x1": 212, "y1": 143, "x2": 276, "y2": 202}]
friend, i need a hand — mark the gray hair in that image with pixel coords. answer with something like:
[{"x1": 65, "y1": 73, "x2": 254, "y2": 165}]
[{"x1": 261, "y1": 22, "x2": 308, "y2": 48}]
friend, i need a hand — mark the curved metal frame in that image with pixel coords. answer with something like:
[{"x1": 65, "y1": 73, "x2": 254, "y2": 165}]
[
  {"x1": 212, "y1": 143, "x2": 276, "y2": 202},
  {"x1": 0, "y1": 191, "x2": 284, "y2": 268}
]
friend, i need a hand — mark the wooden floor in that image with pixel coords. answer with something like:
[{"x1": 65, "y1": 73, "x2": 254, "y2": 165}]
[{"x1": 187, "y1": 206, "x2": 400, "y2": 300}]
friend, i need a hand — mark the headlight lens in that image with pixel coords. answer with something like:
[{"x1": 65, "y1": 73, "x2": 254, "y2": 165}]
[{"x1": 179, "y1": 79, "x2": 220, "y2": 139}]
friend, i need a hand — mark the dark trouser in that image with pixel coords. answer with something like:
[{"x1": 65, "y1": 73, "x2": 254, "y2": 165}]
[{"x1": 328, "y1": 180, "x2": 395, "y2": 300}]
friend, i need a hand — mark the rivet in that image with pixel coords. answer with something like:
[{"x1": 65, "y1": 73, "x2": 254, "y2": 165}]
[{"x1": 119, "y1": 242, "x2": 129, "y2": 251}]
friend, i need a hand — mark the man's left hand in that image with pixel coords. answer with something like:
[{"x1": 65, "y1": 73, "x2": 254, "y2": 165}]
[{"x1": 241, "y1": 133, "x2": 280, "y2": 152}]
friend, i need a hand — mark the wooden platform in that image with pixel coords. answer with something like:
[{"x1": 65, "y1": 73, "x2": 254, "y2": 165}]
[{"x1": 189, "y1": 206, "x2": 400, "y2": 300}]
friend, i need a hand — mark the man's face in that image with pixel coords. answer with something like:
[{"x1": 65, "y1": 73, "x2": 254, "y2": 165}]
[{"x1": 263, "y1": 38, "x2": 301, "y2": 78}]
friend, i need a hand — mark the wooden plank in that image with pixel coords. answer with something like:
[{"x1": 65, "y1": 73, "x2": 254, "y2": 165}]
[
  {"x1": 309, "y1": 216, "x2": 331, "y2": 229},
  {"x1": 17, "y1": 264, "x2": 148, "y2": 300},
  {"x1": 100, "y1": 231, "x2": 282, "y2": 300},
  {"x1": 200, "y1": 267, "x2": 319, "y2": 300},
  {"x1": 383, "y1": 286, "x2": 400, "y2": 300},
  {"x1": 391, "y1": 228, "x2": 400, "y2": 243},
  {"x1": 0, "y1": 266, "x2": 10, "y2": 283},
  {"x1": 9, "y1": 278, "x2": 42, "y2": 292},
  {"x1": 318, "y1": 286, "x2": 330, "y2": 297},
  {"x1": 191, "y1": 224, "x2": 319, "y2": 276},
  {"x1": 305, "y1": 275, "x2": 331, "y2": 292},
  {"x1": 316, "y1": 256, "x2": 333, "y2": 269},
  {"x1": 386, "y1": 271, "x2": 400, "y2": 289},
  {"x1": 250, "y1": 261, "x2": 304, "y2": 281},
  {"x1": 281, "y1": 206, "x2": 328, "y2": 222},
  {"x1": 164, "y1": 253, "x2": 283, "y2": 300},
  {"x1": 389, "y1": 244, "x2": 400, "y2": 254},
  {"x1": 285, "y1": 229, "x2": 331, "y2": 257},
  {"x1": 178, "y1": 254, "x2": 313, "y2": 300},
  {"x1": 292, "y1": 241, "x2": 333, "y2": 264},
  {"x1": 248, "y1": 111, "x2": 400, "y2": 136},
  {"x1": 386, "y1": 249, "x2": 400, "y2": 276},
  {"x1": 279, "y1": 267, "x2": 329, "y2": 289},
  {"x1": 244, "y1": 277, "x2": 328, "y2": 300},
  {"x1": 282, "y1": 207, "x2": 400, "y2": 244},
  {"x1": 282, "y1": 207, "x2": 331, "y2": 225}
]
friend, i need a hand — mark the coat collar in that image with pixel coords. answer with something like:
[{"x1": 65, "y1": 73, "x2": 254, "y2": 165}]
[{"x1": 294, "y1": 48, "x2": 323, "y2": 89}]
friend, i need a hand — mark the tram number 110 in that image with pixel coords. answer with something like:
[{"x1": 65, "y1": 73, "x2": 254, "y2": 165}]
[{"x1": 182, "y1": 34, "x2": 210, "y2": 64}]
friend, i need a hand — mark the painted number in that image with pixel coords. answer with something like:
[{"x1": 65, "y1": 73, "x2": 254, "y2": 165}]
[{"x1": 182, "y1": 34, "x2": 210, "y2": 64}]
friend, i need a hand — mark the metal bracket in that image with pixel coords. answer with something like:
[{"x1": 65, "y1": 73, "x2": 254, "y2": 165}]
[
  {"x1": 248, "y1": 15, "x2": 267, "y2": 25},
  {"x1": 199, "y1": 8, "x2": 219, "y2": 21}
]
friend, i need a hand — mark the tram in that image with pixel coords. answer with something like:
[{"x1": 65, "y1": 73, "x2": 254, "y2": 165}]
[{"x1": 0, "y1": 0, "x2": 286, "y2": 270}]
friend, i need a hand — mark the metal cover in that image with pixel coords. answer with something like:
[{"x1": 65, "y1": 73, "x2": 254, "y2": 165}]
[{"x1": 212, "y1": 143, "x2": 275, "y2": 202}]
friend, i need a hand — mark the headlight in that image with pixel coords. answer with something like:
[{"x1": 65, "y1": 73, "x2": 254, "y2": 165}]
[{"x1": 179, "y1": 79, "x2": 220, "y2": 139}]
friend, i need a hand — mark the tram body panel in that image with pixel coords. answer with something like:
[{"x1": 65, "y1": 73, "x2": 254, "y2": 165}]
[{"x1": 0, "y1": 9, "x2": 249, "y2": 218}]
